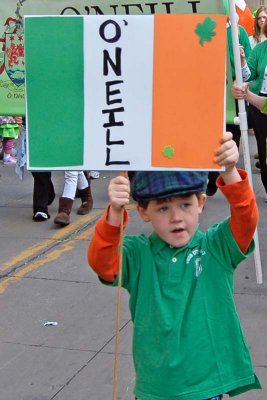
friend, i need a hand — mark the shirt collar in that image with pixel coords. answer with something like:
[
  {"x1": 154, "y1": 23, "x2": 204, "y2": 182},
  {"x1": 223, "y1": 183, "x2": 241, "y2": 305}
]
[{"x1": 149, "y1": 225, "x2": 203, "y2": 255}]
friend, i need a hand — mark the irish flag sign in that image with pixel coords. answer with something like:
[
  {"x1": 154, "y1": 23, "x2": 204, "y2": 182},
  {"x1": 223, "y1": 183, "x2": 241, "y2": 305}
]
[{"x1": 25, "y1": 14, "x2": 226, "y2": 171}]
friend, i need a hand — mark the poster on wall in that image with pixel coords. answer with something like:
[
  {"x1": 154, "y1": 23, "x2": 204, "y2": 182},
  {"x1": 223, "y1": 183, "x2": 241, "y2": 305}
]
[
  {"x1": 25, "y1": 14, "x2": 226, "y2": 171},
  {"x1": 0, "y1": 0, "x2": 224, "y2": 116}
]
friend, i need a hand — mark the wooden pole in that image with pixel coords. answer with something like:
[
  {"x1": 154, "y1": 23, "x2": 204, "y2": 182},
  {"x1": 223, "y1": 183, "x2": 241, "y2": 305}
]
[{"x1": 113, "y1": 171, "x2": 128, "y2": 400}]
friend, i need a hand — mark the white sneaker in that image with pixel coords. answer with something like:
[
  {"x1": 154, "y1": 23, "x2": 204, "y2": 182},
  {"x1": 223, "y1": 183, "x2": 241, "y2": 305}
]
[
  {"x1": 89, "y1": 171, "x2": 100, "y2": 179},
  {"x1": 3, "y1": 156, "x2": 17, "y2": 165},
  {"x1": 33, "y1": 211, "x2": 50, "y2": 221}
]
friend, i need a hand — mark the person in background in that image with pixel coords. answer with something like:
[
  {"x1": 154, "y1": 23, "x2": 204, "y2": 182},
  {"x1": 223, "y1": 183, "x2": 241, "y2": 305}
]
[
  {"x1": 249, "y1": 6, "x2": 267, "y2": 49},
  {"x1": 248, "y1": 6, "x2": 267, "y2": 162},
  {"x1": 32, "y1": 171, "x2": 55, "y2": 221},
  {"x1": 0, "y1": 116, "x2": 21, "y2": 164},
  {"x1": 240, "y1": 19, "x2": 267, "y2": 202},
  {"x1": 54, "y1": 171, "x2": 93, "y2": 227},
  {"x1": 226, "y1": 19, "x2": 251, "y2": 149},
  {"x1": 4, "y1": 116, "x2": 56, "y2": 222},
  {"x1": 206, "y1": 19, "x2": 251, "y2": 196}
]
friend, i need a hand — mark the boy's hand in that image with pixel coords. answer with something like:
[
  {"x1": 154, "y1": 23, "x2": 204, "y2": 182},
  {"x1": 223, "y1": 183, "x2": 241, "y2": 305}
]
[
  {"x1": 215, "y1": 132, "x2": 241, "y2": 185},
  {"x1": 214, "y1": 132, "x2": 238, "y2": 172},
  {"x1": 108, "y1": 175, "x2": 130, "y2": 213}
]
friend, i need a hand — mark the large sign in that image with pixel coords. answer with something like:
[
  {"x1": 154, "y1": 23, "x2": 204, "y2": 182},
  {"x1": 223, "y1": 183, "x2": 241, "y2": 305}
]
[
  {"x1": 0, "y1": 0, "x2": 224, "y2": 116},
  {"x1": 25, "y1": 14, "x2": 226, "y2": 171}
]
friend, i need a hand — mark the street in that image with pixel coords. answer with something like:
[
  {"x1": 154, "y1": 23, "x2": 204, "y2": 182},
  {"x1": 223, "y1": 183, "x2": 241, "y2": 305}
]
[{"x1": 0, "y1": 136, "x2": 266, "y2": 400}]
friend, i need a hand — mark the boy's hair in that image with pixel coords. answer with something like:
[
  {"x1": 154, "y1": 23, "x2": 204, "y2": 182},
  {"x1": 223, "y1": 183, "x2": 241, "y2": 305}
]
[
  {"x1": 137, "y1": 192, "x2": 204, "y2": 209},
  {"x1": 131, "y1": 171, "x2": 208, "y2": 203}
]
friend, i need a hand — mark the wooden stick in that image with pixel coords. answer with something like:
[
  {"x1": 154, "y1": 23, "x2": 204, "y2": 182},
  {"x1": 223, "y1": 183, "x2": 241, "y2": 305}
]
[{"x1": 113, "y1": 171, "x2": 128, "y2": 400}]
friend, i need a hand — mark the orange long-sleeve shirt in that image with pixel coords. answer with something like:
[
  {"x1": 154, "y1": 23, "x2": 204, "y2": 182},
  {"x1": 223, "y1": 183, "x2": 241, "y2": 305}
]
[{"x1": 88, "y1": 169, "x2": 258, "y2": 282}]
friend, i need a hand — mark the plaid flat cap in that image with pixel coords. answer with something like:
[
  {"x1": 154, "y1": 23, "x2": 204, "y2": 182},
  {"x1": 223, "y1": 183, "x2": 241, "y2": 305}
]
[{"x1": 131, "y1": 171, "x2": 208, "y2": 201}]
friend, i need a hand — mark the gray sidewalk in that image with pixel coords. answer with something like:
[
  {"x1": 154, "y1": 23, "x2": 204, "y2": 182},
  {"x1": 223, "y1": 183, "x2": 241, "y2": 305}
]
[{"x1": 0, "y1": 136, "x2": 266, "y2": 400}]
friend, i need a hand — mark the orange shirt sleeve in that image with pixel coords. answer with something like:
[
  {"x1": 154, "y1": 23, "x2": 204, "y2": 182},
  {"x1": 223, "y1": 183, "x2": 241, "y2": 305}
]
[
  {"x1": 217, "y1": 169, "x2": 258, "y2": 253},
  {"x1": 88, "y1": 170, "x2": 257, "y2": 281},
  {"x1": 87, "y1": 208, "x2": 129, "y2": 282}
]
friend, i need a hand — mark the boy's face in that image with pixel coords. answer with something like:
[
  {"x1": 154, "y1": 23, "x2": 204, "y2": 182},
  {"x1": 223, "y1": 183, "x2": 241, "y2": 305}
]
[{"x1": 138, "y1": 194, "x2": 206, "y2": 248}]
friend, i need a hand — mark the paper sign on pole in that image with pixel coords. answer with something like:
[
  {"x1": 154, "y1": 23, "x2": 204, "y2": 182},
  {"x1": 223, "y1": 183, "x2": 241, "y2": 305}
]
[{"x1": 25, "y1": 14, "x2": 227, "y2": 171}]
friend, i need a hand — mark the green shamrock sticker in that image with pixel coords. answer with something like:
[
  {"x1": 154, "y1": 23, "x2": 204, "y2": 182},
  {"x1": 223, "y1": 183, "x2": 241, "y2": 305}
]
[
  {"x1": 195, "y1": 17, "x2": 217, "y2": 46},
  {"x1": 163, "y1": 145, "x2": 175, "y2": 159}
]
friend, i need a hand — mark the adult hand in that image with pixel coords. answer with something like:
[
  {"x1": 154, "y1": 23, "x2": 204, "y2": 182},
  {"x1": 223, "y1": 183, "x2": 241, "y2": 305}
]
[
  {"x1": 14, "y1": 116, "x2": 23, "y2": 125},
  {"x1": 232, "y1": 81, "x2": 248, "y2": 100}
]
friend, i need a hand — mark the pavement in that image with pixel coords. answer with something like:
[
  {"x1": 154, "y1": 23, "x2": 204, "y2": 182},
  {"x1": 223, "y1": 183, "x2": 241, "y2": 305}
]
[{"x1": 0, "y1": 135, "x2": 266, "y2": 400}]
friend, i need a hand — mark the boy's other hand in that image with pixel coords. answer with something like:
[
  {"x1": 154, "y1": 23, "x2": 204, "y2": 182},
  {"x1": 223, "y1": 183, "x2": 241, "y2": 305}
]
[
  {"x1": 108, "y1": 176, "x2": 130, "y2": 212},
  {"x1": 214, "y1": 132, "x2": 239, "y2": 172}
]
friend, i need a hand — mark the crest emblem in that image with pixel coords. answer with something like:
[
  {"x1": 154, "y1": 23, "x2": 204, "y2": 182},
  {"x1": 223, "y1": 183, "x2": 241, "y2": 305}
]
[{"x1": 4, "y1": 32, "x2": 24, "y2": 87}]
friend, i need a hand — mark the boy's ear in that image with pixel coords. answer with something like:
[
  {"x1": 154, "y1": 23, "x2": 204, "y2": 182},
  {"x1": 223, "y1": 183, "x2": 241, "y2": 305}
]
[
  {"x1": 137, "y1": 205, "x2": 151, "y2": 222},
  {"x1": 198, "y1": 193, "x2": 207, "y2": 214}
]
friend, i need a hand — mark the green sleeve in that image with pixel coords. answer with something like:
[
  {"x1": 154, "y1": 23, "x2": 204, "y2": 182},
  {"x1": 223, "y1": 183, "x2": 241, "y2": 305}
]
[
  {"x1": 246, "y1": 48, "x2": 257, "y2": 81},
  {"x1": 227, "y1": 26, "x2": 235, "y2": 78},
  {"x1": 227, "y1": 25, "x2": 252, "y2": 79},
  {"x1": 239, "y1": 25, "x2": 251, "y2": 59}
]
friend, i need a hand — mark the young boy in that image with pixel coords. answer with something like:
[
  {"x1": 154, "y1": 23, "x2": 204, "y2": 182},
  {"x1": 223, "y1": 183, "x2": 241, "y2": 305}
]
[{"x1": 88, "y1": 132, "x2": 261, "y2": 400}]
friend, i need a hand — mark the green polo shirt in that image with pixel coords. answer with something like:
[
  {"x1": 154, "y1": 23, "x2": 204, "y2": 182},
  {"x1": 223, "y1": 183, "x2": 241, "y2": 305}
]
[{"x1": 110, "y1": 218, "x2": 260, "y2": 400}]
